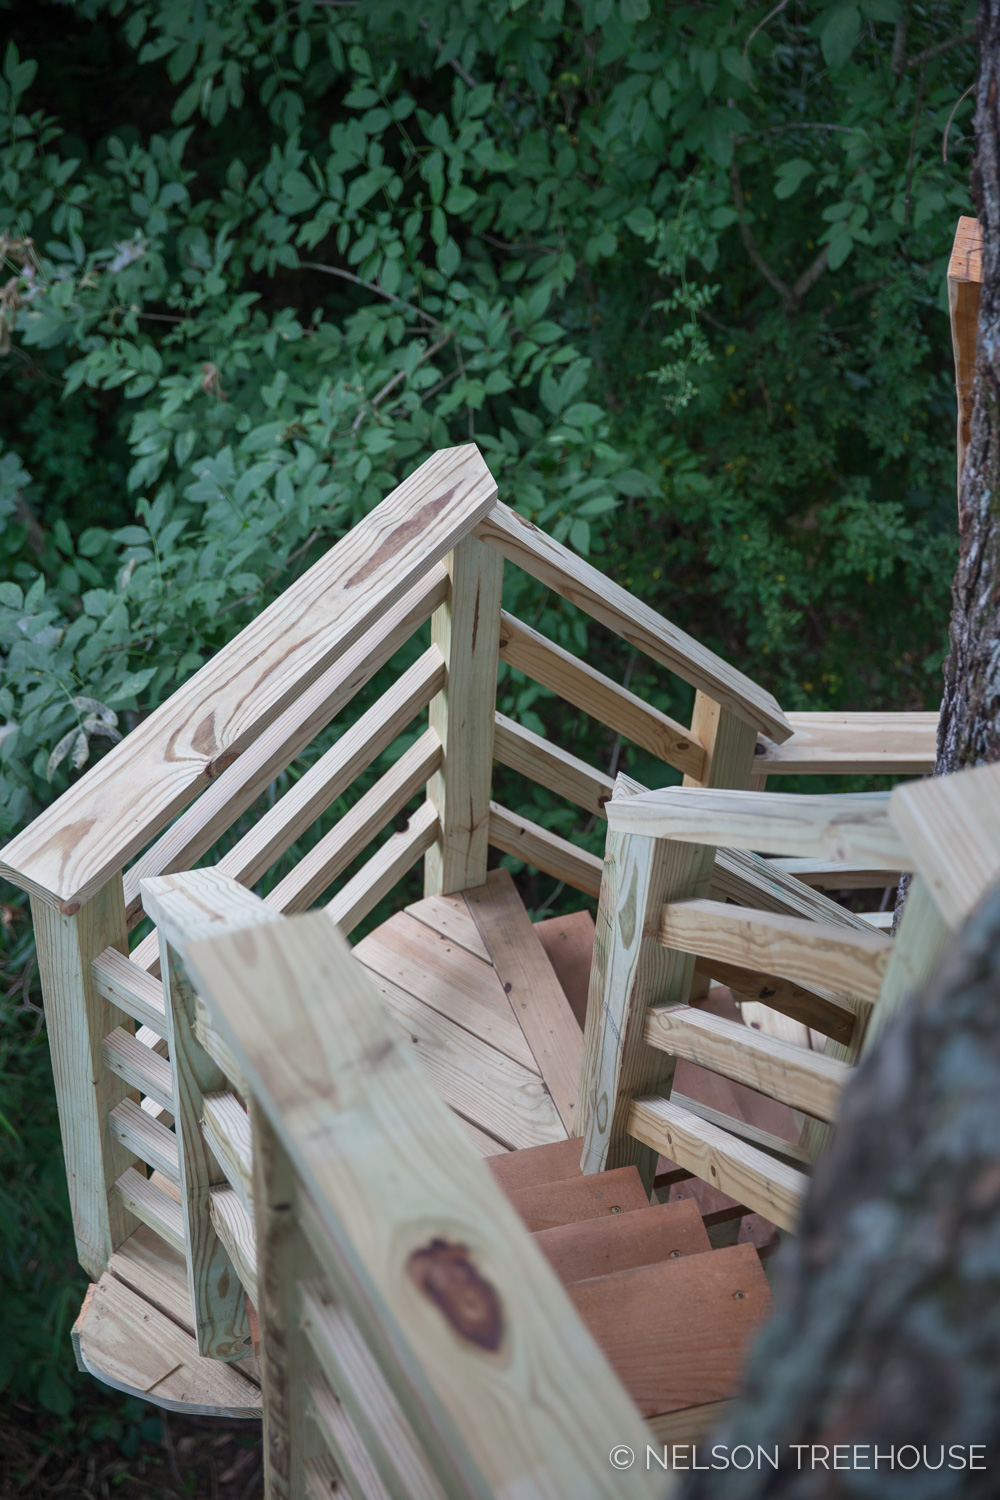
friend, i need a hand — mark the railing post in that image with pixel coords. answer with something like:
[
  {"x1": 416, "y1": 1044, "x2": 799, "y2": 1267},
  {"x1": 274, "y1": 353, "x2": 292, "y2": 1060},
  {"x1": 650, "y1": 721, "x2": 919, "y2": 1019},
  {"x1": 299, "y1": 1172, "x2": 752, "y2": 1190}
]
[
  {"x1": 424, "y1": 532, "x2": 504, "y2": 896},
  {"x1": 579, "y1": 777, "x2": 716, "y2": 1190},
  {"x1": 30, "y1": 876, "x2": 139, "y2": 1280}
]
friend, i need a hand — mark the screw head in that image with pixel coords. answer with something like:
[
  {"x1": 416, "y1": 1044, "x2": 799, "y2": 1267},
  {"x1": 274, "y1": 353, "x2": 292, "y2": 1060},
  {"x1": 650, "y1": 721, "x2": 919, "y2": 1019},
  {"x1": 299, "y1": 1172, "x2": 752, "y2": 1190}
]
[
  {"x1": 669, "y1": 1249, "x2": 680, "y2": 1259},
  {"x1": 610, "y1": 1205, "x2": 621, "y2": 1214},
  {"x1": 733, "y1": 1290, "x2": 746, "y2": 1300}
]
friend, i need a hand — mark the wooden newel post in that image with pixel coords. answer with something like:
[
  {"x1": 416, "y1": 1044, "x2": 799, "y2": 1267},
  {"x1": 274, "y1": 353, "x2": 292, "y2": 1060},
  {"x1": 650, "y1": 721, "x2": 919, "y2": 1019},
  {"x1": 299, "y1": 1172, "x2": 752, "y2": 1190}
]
[
  {"x1": 30, "y1": 875, "x2": 139, "y2": 1281},
  {"x1": 424, "y1": 532, "x2": 504, "y2": 897}
]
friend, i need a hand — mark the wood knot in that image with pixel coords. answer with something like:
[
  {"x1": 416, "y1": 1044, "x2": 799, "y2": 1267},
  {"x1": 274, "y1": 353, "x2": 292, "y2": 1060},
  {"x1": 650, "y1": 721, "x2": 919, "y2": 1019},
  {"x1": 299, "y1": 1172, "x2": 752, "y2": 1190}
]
[
  {"x1": 206, "y1": 750, "x2": 241, "y2": 779},
  {"x1": 408, "y1": 1238, "x2": 504, "y2": 1352}
]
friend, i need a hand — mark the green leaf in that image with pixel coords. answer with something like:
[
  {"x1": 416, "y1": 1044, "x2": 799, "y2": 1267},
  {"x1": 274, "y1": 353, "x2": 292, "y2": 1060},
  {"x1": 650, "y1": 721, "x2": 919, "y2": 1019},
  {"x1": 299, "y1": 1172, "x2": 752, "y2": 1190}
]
[
  {"x1": 820, "y1": 5, "x2": 860, "y2": 72},
  {"x1": 444, "y1": 185, "x2": 477, "y2": 214},
  {"x1": 620, "y1": 0, "x2": 651, "y2": 20},
  {"x1": 826, "y1": 227, "x2": 853, "y2": 269},
  {"x1": 774, "y1": 158, "x2": 814, "y2": 199}
]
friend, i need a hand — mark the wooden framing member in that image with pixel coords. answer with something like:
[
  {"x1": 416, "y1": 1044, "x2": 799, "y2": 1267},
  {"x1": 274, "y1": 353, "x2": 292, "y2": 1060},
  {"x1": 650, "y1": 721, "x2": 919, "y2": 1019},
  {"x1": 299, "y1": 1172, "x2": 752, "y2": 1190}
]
[
  {"x1": 889, "y1": 759, "x2": 1000, "y2": 930},
  {"x1": 487, "y1": 802, "x2": 603, "y2": 897},
  {"x1": 692, "y1": 956, "x2": 856, "y2": 1048},
  {"x1": 108, "y1": 1098, "x2": 180, "y2": 1183},
  {"x1": 92, "y1": 948, "x2": 166, "y2": 1034},
  {"x1": 754, "y1": 711, "x2": 937, "y2": 777},
  {"x1": 102, "y1": 1028, "x2": 173, "y2": 1113},
  {"x1": 424, "y1": 532, "x2": 504, "y2": 896},
  {"x1": 949, "y1": 214, "x2": 983, "y2": 487},
  {"x1": 326, "y1": 801, "x2": 440, "y2": 937},
  {"x1": 493, "y1": 712, "x2": 615, "y2": 819},
  {"x1": 498, "y1": 609, "x2": 706, "y2": 779},
  {"x1": 114, "y1": 1168, "x2": 185, "y2": 1255}
]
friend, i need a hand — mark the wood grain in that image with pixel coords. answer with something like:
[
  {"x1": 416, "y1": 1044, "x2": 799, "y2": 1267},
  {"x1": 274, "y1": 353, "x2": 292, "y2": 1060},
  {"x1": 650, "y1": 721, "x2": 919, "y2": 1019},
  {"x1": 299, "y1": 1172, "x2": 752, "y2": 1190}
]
[
  {"x1": 325, "y1": 803, "x2": 439, "y2": 936},
  {"x1": 505, "y1": 1165, "x2": 650, "y2": 1232},
  {"x1": 487, "y1": 802, "x2": 603, "y2": 897},
  {"x1": 493, "y1": 711, "x2": 615, "y2": 818},
  {"x1": 533, "y1": 1198, "x2": 711, "y2": 1285},
  {"x1": 109, "y1": 1098, "x2": 180, "y2": 1184},
  {"x1": 754, "y1": 711, "x2": 937, "y2": 776},
  {"x1": 890, "y1": 760, "x2": 1000, "y2": 929},
  {"x1": 92, "y1": 947, "x2": 166, "y2": 1035}
]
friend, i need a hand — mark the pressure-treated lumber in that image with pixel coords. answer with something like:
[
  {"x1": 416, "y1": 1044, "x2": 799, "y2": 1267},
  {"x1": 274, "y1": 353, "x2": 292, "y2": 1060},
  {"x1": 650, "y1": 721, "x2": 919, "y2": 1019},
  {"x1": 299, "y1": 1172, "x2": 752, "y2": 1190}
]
[
  {"x1": 216, "y1": 646, "x2": 444, "y2": 890},
  {"x1": 325, "y1": 803, "x2": 439, "y2": 936},
  {"x1": 768, "y1": 859, "x2": 903, "y2": 889},
  {"x1": 949, "y1": 214, "x2": 984, "y2": 485},
  {"x1": 4, "y1": 447, "x2": 496, "y2": 913},
  {"x1": 109, "y1": 1098, "x2": 180, "y2": 1184},
  {"x1": 264, "y1": 729, "x2": 442, "y2": 914},
  {"x1": 890, "y1": 759, "x2": 1000, "y2": 929},
  {"x1": 626, "y1": 1095, "x2": 808, "y2": 1232},
  {"x1": 670, "y1": 1093, "x2": 812, "y2": 1169},
  {"x1": 606, "y1": 786, "x2": 914, "y2": 870},
  {"x1": 209, "y1": 1186, "x2": 259, "y2": 1308},
  {"x1": 403, "y1": 891, "x2": 492, "y2": 962},
  {"x1": 692, "y1": 956, "x2": 856, "y2": 1047},
  {"x1": 643, "y1": 1004, "x2": 850, "y2": 1121},
  {"x1": 493, "y1": 711, "x2": 615, "y2": 818},
  {"x1": 183, "y1": 910, "x2": 658, "y2": 1500},
  {"x1": 122, "y1": 567, "x2": 449, "y2": 923},
  {"x1": 102, "y1": 1027, "x2": 174, "y2": 1113},
  {"x1": 476, "y1": 501, "x2": 791, "y2": 741},
  {"x1": 487, "y1": 802, "x2": 603, "y2": 897},
  {"x1": 861, "y1": 873, "x2": 951, "y2": 1056},
  {"x1": 425, "y1": 532, "x2": 504, "y2": 896},
  {"x1": 464, "y1": 867, "x2": 585, "y2": 1133},
  {"x1": 308, "y1": 1370, "x2": 393, "y2": 1500},
  {"x1": 713, "y1": 846, "x2": 879, "y2": 933},
  {"x1": 753, "y1": 712, "x2": 938, "y2": 776},
  {"x1": 114, "y1": 1167, "x2": 186, "y2": 1255},
  {"x1": 498, "y1": 609, "x2": 706, "y2": 779},
  {"x1": 202, "y1": 1092, "x2": 253, "y2": 1213},
  {"x1": 92, "y1": 947, "x2": 166, "y2": 1035},
  {"x1": 29, "y1": 878, "x2": 138, "y2": 1278},
  {"x1": 659, "y1": 898, "x2": 891, "y2": 1004}
]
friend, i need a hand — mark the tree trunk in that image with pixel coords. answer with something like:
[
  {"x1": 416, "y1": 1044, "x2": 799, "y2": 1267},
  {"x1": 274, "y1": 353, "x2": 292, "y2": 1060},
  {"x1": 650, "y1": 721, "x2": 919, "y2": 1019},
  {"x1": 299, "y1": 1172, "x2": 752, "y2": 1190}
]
[{"x1": 937, "y1": 0, "x2": 1000, "y2": 773}]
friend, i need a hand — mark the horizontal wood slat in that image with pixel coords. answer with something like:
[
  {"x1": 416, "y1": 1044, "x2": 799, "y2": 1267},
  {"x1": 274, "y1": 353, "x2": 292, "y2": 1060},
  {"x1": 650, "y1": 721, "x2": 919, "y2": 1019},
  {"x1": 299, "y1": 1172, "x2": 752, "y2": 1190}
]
[
  {"x1": 692, "y1": 956, "x2": 856, "y2": 1047},
  {"x1": 660, "y1": 898, "x2": 891, "y2": 1003},
  {"x1": 890, "y1": 761, "x2": 1000, "y2": 929},
  {"x1": 498, "y1": 610, "x2": 705, "y2": 779},
  {"x1": 123, "y1": 568, "x2": 449, "y2": 921},
  {"x1": 209, "y1": 1186, "x2": 258, "y2": 1306},
  {"x1": 754, "y1": 711, "x2": 937, "y2": 775},
  {"x1": 669, "y1": 1092, "x2": 813, "y2": 1168},
  {"x1": 626, "y1": 1095, "x2": 807, "y2": 1232},
  {"x1": 201, "y1": 1092, "x2": 253, "y2": 1213},
  {"x1": 493, "y1": 712, "x2": 614, "y2": 819},
  {"x1": 108, "y1": 1097, "x2": 180, "y2": 1182},
  {"x1": 114, "y1": 1167, "x2": 185, "y2": 1254},
  {"x1": 326, "y1": 802, "x2": 439, "y2": 936},
  {"x1": 264, "y1": 729, "x2": 443, "y2": 915},
  {"x1": 216, "y1": 647, "x2": 444, "y2": 890},
  {"x1": 102, "y1": 1028, "x2": 174, "y2": 1112},
  {"x1": 713, "y1": 846, "x2": 877, "y2": 932},
  {"x1": 487, "y1": 803, "x2": 602, "y2": 897},
  {"x1": 606, "y1": 787, "x2": 913, "y2": 871},
  {"x1": 476, "y1": 502, "x2": 790, "y2": 741},
  {"x1": 4, "y1": 445, "x2": 495, "y2": 912},
  {"x1": 644, "y1": 1003, "x2": 850, "y2": 1120},
  {"x1": 768, "y1": 859, "x2": 903, "y2": 889},
  {"x1": 92, "y1": 948, "x2": 166, "y2": 1034}
]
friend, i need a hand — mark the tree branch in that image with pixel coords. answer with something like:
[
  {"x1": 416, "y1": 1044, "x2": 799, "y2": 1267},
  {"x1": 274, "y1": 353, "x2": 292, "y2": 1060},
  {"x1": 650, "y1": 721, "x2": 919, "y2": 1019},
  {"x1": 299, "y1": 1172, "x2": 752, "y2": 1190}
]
[
  {"x1": 298, "y1": 262, "x2": 442, "y2": 327},
  {"x1": 906, "y1": 27, "x2": 975, "y2": 69},
  {"x1": 729, "y1": 159, "x2": 791, "y2": 304}
]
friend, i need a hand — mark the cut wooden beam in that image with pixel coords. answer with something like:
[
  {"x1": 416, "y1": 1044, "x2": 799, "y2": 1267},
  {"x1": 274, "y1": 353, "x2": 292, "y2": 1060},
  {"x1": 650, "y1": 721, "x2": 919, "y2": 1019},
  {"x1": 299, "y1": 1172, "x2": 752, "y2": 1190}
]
[
  {"x1": 643, "y1": 1003, "x2": 850, "y2": 1121},
  {"x1": 498, "y1": 609, "x2": 706, "y2": 779},
  {"x1": 754, "y1": 711, "x2": 937, "y2": 776},
  {"x1": 506, "y1": 1165, "x2": 650, "y2": 1233},
  {"x1": 487, "y1": 802, "x2": 602, "y2": 897},
  {"x1": 92, "y1": 948, "x2": 166, "y2": 1035},
  {"x1": 209, "y1": 1186, "x2": 258, "y2": 1307},
  {"x1": 493, "y1": 712, "x2": 614, "y2": 819},
  {"x1": 627, "y1": 1095, "x2": 807, "y2": 1232},
  {"x1": 767, "y1": 859, "x2": 902, "y2": 889},
  {"x1": 476, "y1": 501, "x2": 791, "y2": 741},
  {"x1": 533, "y1": 1197, "x2": 711, "y2": 1285},
  {"x1": 325, "y1": 803, "x2": 439, "y2": 936},
  {"x1": 659, "y1": 898, "x2": 891, "y2": 1003},
  {"x1": 122, "y1": 567, "x2": 449, "y2": 923},
  {"x1": 692, "y1": 956, "x2": 856, "y2": 1048},
  {"x1": 949, "y1": 214, "x2": 983, "y2": 485},
  {"x1": 890, "y1": 760, "x2": 1000, "y2": 930},
  {"x1": 114, "y1": 1166, "x2": 186, "y2": 1255},
  {"x1": 404, "y1": 892, "x2": 492, "y2": 963},
  {"x1": 102, "y1": 1027, "x2": 174, "y2": 1113},
  {"x1": 264, "y1": 729, "x2": 443, "y2": 914},
  {"x1": 202, "y1": 1092, "x2": 253, "y2": 1214},
  {"x1": 606, "y1": 786, "x2": 913, "y2": 871},
  {"x1": 4, "y1": 446, "x2": 496, "y2": 913},
  {"x1": 308, "y1": 1371, "x2": 394, "y2": 1500},
  {"x1": 109, "y1": 1098, "x2": 180, "y2": 1183},
  {"x1": 669, "y1": 1092, "x2": 812, "y2": 1169},
  {"x1": 216, "y1": 646, "x2": 444, "y2": 889},
  {"x1": 713, "y1": 846, "x2": 879, "y2": 932},
  {"x1": 464, "y1": 868, "x2": 585, "y2": 1133}
]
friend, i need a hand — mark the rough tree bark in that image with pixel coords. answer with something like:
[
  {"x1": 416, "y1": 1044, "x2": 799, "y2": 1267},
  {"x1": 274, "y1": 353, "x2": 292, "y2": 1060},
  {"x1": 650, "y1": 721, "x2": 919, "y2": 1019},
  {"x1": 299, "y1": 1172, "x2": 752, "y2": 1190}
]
[{"x1": 678, "y1": 9, "x2": 1000, "y2": 1493}]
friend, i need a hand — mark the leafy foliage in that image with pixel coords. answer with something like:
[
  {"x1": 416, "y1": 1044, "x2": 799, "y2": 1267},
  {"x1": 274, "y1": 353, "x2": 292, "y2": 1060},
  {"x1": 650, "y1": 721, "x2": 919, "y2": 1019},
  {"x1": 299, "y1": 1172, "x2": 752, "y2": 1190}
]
[{"x1": 0, "y1": 0, "x2": 974, "y2": 1415}]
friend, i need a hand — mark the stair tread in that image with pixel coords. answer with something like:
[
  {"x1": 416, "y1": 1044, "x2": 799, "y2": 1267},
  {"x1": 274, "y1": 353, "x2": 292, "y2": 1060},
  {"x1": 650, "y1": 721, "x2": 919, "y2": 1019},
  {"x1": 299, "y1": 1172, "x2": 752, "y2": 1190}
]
[
  {"x1": 533, "y1": 1197, "x2": 711, "y2": 1285},
  {"x1": 506, "y1": 1165, "x2": 649, "y2": 1233},
  {"x1": 484, "y1": 1135, "x2": 582, "y2": 1193},
  {"x1": 569, "y1": 1242, "x2": 772, "y2": 1417}
]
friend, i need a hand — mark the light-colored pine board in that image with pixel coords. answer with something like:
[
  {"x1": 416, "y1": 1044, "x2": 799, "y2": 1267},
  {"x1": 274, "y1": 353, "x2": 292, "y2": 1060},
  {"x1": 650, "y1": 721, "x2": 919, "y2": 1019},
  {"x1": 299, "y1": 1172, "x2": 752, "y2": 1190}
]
[
  {"x1": 355, "y1": 911, "x2": 537, "y2": 1071},
  {"x1": 114, "y1": 1166, "x2": 186, "y2": 1255},
  {"x1": 123, "y1": 567, "x2": 448, "y2": 921},
  {"x1": 569, "y1": 1244, "x2": 771, "y2": 1418},
  {"x1": 754, "y1": 711, "x2": 937, "y2": 775},
  {"x1": 506, "y1": 1165, "x2": 650, "y2": 1233},
  {"x1": 264, "y1": 730, "x2": 442, "y2": 915},
  {"x1": 103, "y1": 1027, "x2": 174, "y2": 1113},
  {"x1": 202, "y1": 1092, "x2": 254, "y2": 1212},
  {"x1": 659, "y1": 897, "x2": 891, "y2": 1004},
  {"x1": 890, "y1": 760, "x2": 1000, "y2": 929},
  {"x1": 404, "y1": 892, "x2": 492, "y2": 962},
  {"x1": 487, "y1": 802, "x2": 603, "y2": 897},
  {"x1": 108, "y1": 1223, "x2": 198, "y2": 1334},
  {"x1": 425, "y1": 532, "x2": 504, "y2": 895},
  {"x1": 464, "y1": 868, "x2": 584, "y2": 1133},
  {"x1": 452, "y1": 1115, "x2": 509, "y2": 1157},
  {"x1": 73, "y1": 1268, "x2": 261, "y2": 1417},
  {"x1": 361, "y1": 968, "x2": 565, "y2": 1151},
  {"x1": 193, "y1": 998, "x2": 250, "y2": 1098},
  {"x1": 606, "y1": 786, "x2": 913, "y2": 870},
  {"x1": 643, "y1": 1004, "x2": 849, "y2": 1121},
  {"x1": 217, "y1": 647, "x2": 444, "y2": 890},
  {"x1": 534, "y1": 909, "x2": 596, "y2": 1030},
  {"x1": 475, "y1": 501, "x2": 790, "y2": 741},
  {"x1": 693, "y1": 956, "x2": 856, "y2": 1047},
  {"x1": 713, "y1": 846, "x2": 878, "y2": 932},
  {"x1": 534, "y1": 1197, "x2": 711, "y2": 1285},
  {"x1": 109, "y1": 1098, "x2": 180, "y2": 1183},
  {"x1": 325, "y1": 803, "x2": 439, "y2": 936},
  {"x1": 767, "y1": 859, "x2": 902, "y2": 889},
  {"x1": 493, "y1": 711, "x2": 615, "y2": 819},
  {"x1": 498, "y1": 609, "x2": 706, "y2": 779},
  {"x1": 183, "y1": 912, "x2": 657, "y2": 1499},
  {"x1": 4, "y1": 447, "x2": 496, "y2": 913},
  {"x1": 670, "y1": 1092, "x2": 812, "y2": 1168},
  {"x1": 92, "y1": 947, "x2": 166, "y2": 1034},
  {"x1": 949, "y1": 215, "x2": 983, "y2": 483},
  {"x1": 300, "y1": 1282, "x2": 449, "y2": 1500},
  {"x1": 29, "y1": 879, "x2": 139, "y2": 1277},
  {"x1": 308, "y1": 1371, "x2": 394, "y2": 1500},
  {"x1": 861, "y1": 873, "x2": 951, "y2": 1056},
  {"x1": 209, "y1": 1186, "x2": 258, "y2": 1307},
  {"x1": 626, "y1": 1095, "x2": 807, "y2": 1232},
  {"x1": 304, "y1": 1454, "x2": 341, "y2": 1500}
]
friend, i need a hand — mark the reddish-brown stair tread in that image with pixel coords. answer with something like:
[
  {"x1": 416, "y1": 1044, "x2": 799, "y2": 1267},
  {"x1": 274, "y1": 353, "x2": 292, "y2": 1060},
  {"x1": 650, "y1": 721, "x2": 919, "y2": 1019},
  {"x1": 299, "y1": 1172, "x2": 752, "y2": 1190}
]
[
  {"x1": 506, "y1": 1165, "x2": 649, "y2": 1233},
  {"x1": 485, "y1": 1135, "x2": 582, "y2": 1194},
  {"x1": 534, "y1": 1197, "x2": 711, "y2": 1285},
  {"x1": 568, "y1": 1242, "x2": 771, "y2": 1416}
]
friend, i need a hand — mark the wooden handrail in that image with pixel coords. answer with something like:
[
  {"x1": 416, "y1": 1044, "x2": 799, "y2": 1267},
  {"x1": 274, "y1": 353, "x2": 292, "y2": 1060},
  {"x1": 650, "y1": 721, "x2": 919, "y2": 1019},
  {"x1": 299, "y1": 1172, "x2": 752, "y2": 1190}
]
[
  {"x1": 2, "y1": 445, "x2": 495, "y2": 913},
  {"x1": 754, "y1": 711, "x2": 937, "y2": 776},
  {"x1": 476, "y1": 501, "x2": 791, "y2": 742}
]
